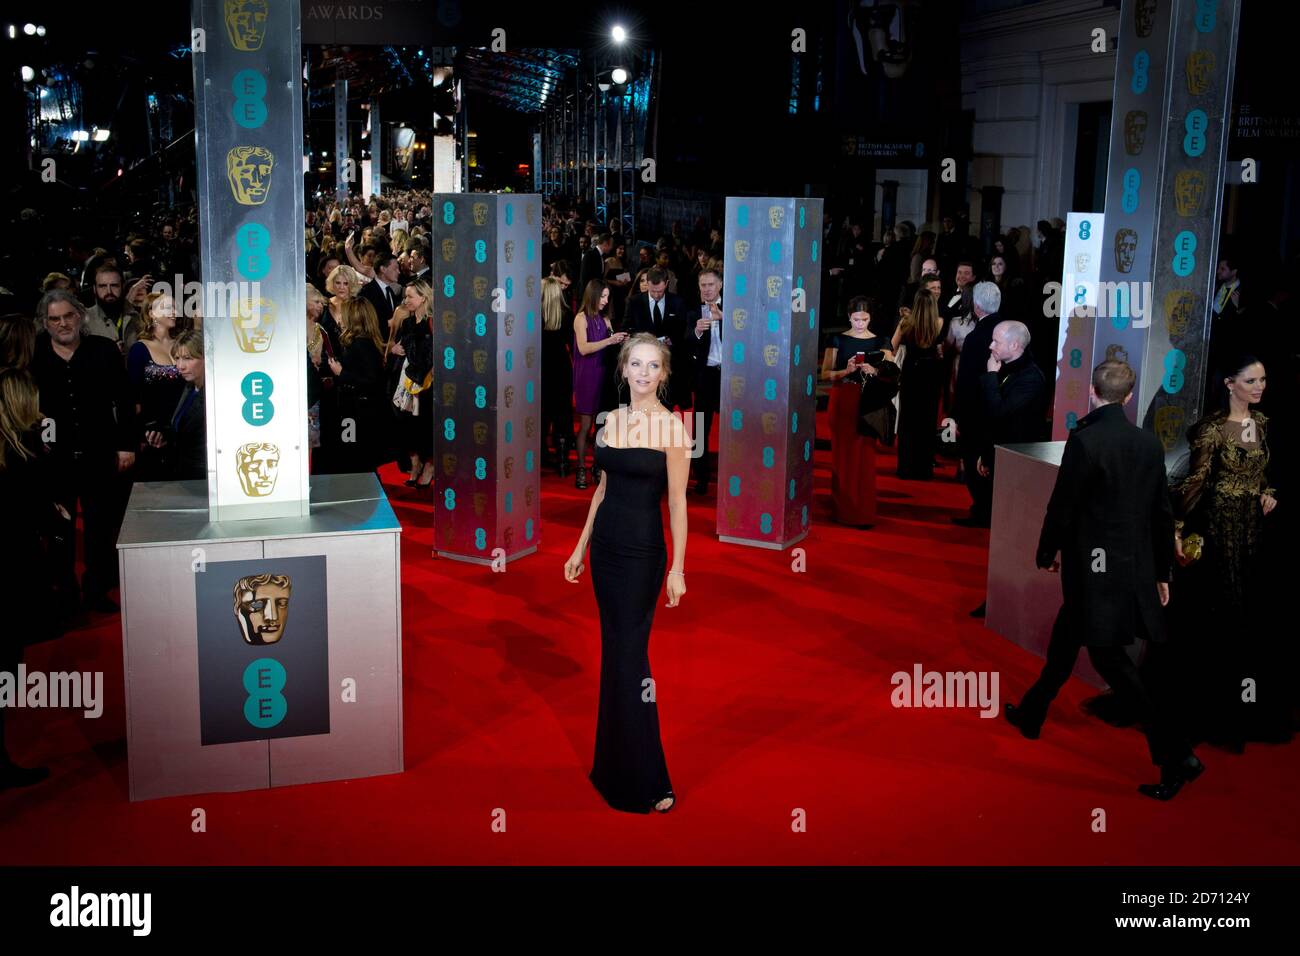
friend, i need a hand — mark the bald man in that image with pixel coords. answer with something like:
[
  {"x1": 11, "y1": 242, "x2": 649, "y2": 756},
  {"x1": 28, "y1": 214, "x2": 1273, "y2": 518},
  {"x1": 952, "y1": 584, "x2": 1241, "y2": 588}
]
[{"x1": 975, "y1": 319, "x2": 1047, "y2": 481}]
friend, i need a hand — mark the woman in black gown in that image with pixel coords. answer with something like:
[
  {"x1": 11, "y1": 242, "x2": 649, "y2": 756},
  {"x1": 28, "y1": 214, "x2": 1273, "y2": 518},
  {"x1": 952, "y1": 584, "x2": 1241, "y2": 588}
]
[
  {"x1": 564, "y1": 333, "x2": 690, "y2": 813},
  {"x1": 892, "y1": 289, "x2": 945, "y2": 479}
]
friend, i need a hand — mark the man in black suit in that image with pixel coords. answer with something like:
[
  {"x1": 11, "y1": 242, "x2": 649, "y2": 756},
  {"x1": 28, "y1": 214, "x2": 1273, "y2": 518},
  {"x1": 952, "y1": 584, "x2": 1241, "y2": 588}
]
[
  {"x1": 409, "y1": 242, "x2": 431, "y2": 284},
  {"x1": 579, "y1": 233, "x2": 611, "y2": 295},
  {"x1": 360, "y1": 253, "x2": 403, "y2": 332},
  {"x1": 973, "y1": 320, "x2": 1047, "y2": 480},
  {"x1": 626, "y1": 267, "x2": 692, "y2": 411},
  {"x1": 689, "y1": 267, "x2": 724, "y2": 495},
  {"x1": 1005, "y1": 360, "x2": 1203, "y2": 801},
  {"x1": 952, "y1": 281, "x2": 1002, "y2": 526}
]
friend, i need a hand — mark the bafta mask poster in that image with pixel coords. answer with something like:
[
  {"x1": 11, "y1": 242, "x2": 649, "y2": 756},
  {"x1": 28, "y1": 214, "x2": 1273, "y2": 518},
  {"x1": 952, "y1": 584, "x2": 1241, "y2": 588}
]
[{"x1": 195, "y1": 555, "x2": 329, "y2": 746}]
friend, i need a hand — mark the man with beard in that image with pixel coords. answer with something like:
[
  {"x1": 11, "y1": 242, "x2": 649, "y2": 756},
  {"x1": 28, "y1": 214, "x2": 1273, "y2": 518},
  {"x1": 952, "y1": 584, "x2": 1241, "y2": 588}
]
[{"x1": 82, "y1": 264, "x2": 135, "y2": 350}]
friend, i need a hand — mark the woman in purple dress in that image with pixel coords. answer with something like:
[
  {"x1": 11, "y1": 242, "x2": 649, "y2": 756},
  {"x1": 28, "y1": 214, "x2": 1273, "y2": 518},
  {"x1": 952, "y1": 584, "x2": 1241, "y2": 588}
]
[{"x1": 572, "y1": 279, "x2": 626, "y2": 489}]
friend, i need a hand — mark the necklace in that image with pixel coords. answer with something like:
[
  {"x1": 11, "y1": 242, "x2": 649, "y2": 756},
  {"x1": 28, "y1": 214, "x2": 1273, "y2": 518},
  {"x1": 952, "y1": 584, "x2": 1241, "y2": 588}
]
[{"x1": 628, "y1": 401, "x2": 663, "y2": 420}]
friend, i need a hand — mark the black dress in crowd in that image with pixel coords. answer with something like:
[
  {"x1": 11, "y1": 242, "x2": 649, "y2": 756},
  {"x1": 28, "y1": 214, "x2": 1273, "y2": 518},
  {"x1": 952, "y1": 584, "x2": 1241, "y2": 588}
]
[
  {"x1": 126, "y1": 342, "x2": 186, "y2": 480},
  {"x1": 397, "y1": 317, "x2": 435, "y2": 462},
  {"x1": 588, "y1": 442, "x2": 673, "y2": 812},
  {"x1": 168, "y1": 384, "x2": 207, "y2": 480},
  {"x1": 333, "y1": 338, "x2": 388, "y2": 474},
  {"x1": 896, "y1": 330, "x2": 943, "y2": 479}
]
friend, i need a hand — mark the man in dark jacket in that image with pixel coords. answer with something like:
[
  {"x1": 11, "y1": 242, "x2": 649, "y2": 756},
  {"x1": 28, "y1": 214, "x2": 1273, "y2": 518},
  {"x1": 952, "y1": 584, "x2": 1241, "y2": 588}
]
[
  {"x1": 974, "y1": 320, "x2": 1047, "y2": 479},
  {"x1": 952, "y1": 281, "x2": 1002, "y2": 526},
  {"x1": 1004, "y1": 360, "x2": 1203, "y2": 800},
  {"x1": 625, "y1": 267, "x2": 692, "y2": 410}
]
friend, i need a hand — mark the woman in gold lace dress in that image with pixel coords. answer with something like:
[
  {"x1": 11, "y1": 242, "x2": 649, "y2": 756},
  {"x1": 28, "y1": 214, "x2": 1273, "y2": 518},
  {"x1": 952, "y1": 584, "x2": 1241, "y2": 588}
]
[{"x1": 1168, "y1": 355, "x2": 1286, "y2": 748}]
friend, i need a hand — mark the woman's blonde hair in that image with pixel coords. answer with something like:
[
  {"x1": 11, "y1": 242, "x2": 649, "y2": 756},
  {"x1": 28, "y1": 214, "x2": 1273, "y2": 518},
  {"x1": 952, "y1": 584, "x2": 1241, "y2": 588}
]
[
  {"x1": 140, "y1": 291, "x2": 189, "y2": 341},
  {"x1": 0, "y1": 367, "x2": 42, "y2": 470},
  {"x1": 327, "y1": 263, "x2": 363, "y2": 299},
  {"x1": 390, "y1": 228, "x2": 409, "y2": 255},
  {"x1": 615, "y1": 332, "x2": 673, "y2": 402},
  {"x1": 541, "y1": 275, "x2": 567, "y2": 331},
  {"x1": 305, "y1": 282, "x2": 327, "y2": 311},
  {"x1": 341, "y1": 298, "x2": 386, "y2": 351},
  {"x1": 171, "y1": 328, "x2": 205, "y2": 361},
  {"x1": 41, "y1": 272, "x2": 73, "y2": 292},
  {"x1": 901, "y1": 289, "x2": 943, "y2": 349}
]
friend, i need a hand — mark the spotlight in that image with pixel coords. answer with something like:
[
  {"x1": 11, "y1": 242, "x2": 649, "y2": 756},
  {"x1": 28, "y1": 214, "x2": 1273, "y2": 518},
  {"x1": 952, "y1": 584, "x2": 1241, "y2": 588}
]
[
  {"x1": 6, "y1": 25, "x2": 15, "y2": 39},
  {"x1": 611, "y1": 67, "x2": 628, "y2": 85},
  {"x1": 93, "y1": 128, "x2": 110, "y2": 142},
  {"x1": 20, "y1": 65, "x2": 34, "y2": 82},
  {"x1": 71, "y1": 130, "x2": 89, "y2": 141},
  {"x1": 36, "y1": 25, "x2": 45, "y2": 36},
  {"x1": 23, "y1": 23, "x2": 35, "y2": 36},
  {"x1": 611, "y1": 25, "x2": 626, "y2": 44}
]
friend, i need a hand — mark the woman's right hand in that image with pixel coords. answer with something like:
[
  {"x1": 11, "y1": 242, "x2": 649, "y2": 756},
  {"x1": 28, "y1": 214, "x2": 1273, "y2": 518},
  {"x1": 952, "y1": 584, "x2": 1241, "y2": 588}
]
[
  {"x1": 607, "y1": 331, "x2": 628, "y2": 347},
  {"x1": 564, "y1": 548, "x2": 585, "y2": 582},
  {"x1": 1173, "y1": 533, "x2": 1191, "y2": 567},
  {"x1": 390, "y1": 342, "x2": 405, "y2": 357}
]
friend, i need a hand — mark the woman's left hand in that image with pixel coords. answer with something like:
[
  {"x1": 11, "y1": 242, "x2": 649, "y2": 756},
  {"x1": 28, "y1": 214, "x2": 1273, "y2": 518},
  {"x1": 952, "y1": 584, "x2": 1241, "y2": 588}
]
[
  {"x1": 328, "y1": 358, "x2": 343, "y2": 376},
  {"x1": 1261, "y1": 493, "x2": 1278, "y2": 515},
  {"x1": 666, "y1": 573, "x2": 686, "y2": 607}
]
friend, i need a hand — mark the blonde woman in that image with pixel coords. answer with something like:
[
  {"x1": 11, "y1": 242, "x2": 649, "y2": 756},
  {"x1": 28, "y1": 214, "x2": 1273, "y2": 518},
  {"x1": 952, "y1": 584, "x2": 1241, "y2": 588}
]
[
  {"x1": 390, "y1": 228, "x2": 409, "y2": 256},
  {"x1": 326, "y1": 298, "x2": 388, "y2": 473},
  {"x1": 127, "y1": 291, "x2": 189, "y2": 479},
  {"x1": 305, "y1": 283, "x2": 337, "y2": 462},
  {"x1": 892, "y1": 289, "x2": 945, "y2": 479},
  {"x1": 542, "y1": 262, "x2": 575, "y2": 474},
  {"x1": 389, "y1": 279, "x2": 436, "y2": 487},
  {"x1": 564, "y1": 333, "x2": 689, "y2": 813},
  {"x1": 325, "y1": 263, "x2": 363, "y2": 341}
]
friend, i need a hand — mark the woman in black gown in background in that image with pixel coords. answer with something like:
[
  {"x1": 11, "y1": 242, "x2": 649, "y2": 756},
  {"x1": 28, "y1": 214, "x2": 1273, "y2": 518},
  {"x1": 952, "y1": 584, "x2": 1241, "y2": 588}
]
[{"x1": 565, "y1": 333, "x2": 690, "y2": 813}]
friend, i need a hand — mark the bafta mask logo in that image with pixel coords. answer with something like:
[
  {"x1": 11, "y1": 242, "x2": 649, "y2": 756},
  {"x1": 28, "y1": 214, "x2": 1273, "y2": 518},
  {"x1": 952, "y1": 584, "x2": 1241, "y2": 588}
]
[
  {"x1": 724, "y1": 505, "x2": 738, "y2": 529},
  {"x1": 763, "y1": 344, "x2": 780, "y2": 367},
  {"x1": 442, "y1": 238, "x2": 457, "y2": 262},
  {"x1": 759, "y1": 477, "x2": 774, "y2": 501},
  {"x1": 504, "y1": 313, "x2": 515, "y2": 336},
  {"x1": 734, "y1": 240, "x2": 751, "y2": 262},
  {"x1": 525, "y1": 346, "x2": 536, "y2": 369},
  {"x1": 1074, "y1": 253, "x2": 1091, "y2": 274},
  {"x1": 732, "y1": 308, "x2": 747, "y2": 331},
  {"x1": 1164, "y1": 290, "x2": 1194, "y2": 337},
  {"x1": 1123, "y1": 110, "x2": 1148, "y2": 156},
  {"x1": 473, "y1": 421, "x2": 488, "y2": 445},
  {"x1": 730, "y1": 375, "x2": 745, "y2": 399},
  {"x1": 503, "y1": 527, "x2": 514, "y2": 550},
  {"x1": 526, "y1": 204, "x2": 536, "y2": 225},
  {"x1": 766, "y1": 276, "x2": 783, "y2": 299},
  {"x1": 762, "y1": 412, "x2": 778, "y2": 434},
  {"x1": 1174, "y1": 170, "x2": 1206, "y2": 218},
  {"x1": 442, "y1": 311, "x2": 457, "y2": 334},
  {"x1": 473, "y1": 202, "x2": 489, "y2": 226},
  {"x1": 226, "y1": 146, "x2": 274, "y2": 205},
  {"x1": 1105, "y1": 343, "x2": 1130, "y2": 365},
  {"x1": 442, "y1": 453, "x2": 457, "y2": 477},
  {"x1": 473, "y1": 277, "x2": 488, "y2": 300},
  {"x1": 504, "y1": 240, "x2": 515, "y2": 263},
  {"x1": 1186, "y1": 50, "x2": 1216, "y2": 96},
  {"x1": 524, "y1": 416, "x2": 536, "y2": 438},
  {"x1": 504, "y1": 385, "x2": 515, "y2": 409},
  {"x1": 224, "y1": 0, "x2": 269, "y2": 52},
  {"x1": 526, "y1": 275, "x2": 537, "y2": 299},
  {"x1": 233, "y1": 572, "x2": 291, "y2": 647},
  {"x1": 473, "y1": 350, "x2": 488, "y2": 374},
  {"x1": 504, "y1": 456, "x2": 514, "y2": 479},
  {"x1": 1155, "y1": 405, "x2": 1186, "y2": 451},
  {"x1": 1135, "y1": 0, "x2": 1156, "y2": 38},
  {"x1": 525, "y1": 485, "x2": 534, "y2": 508},
  {"x1": 1114, "y1": 229, "x2": 1139, "y2": 274},
  {"x1": 442, "y1": 382, "x2": 456, "y2": 406},
  {"x1": 233, "y1": 297, "x2": 276, "y2": 352},
  {"x1": 473, "y1": 492, "x2": 487, "y2": 517},
  {"x1": 235, "y1": 441, "x2": 280, "y2": 497},
  {"x1": 768, "y1": 205, "x2": 786, "y2": 228}
]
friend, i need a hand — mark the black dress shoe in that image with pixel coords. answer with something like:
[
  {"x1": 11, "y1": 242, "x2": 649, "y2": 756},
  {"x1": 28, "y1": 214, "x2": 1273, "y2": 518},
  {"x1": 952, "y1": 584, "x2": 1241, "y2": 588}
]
[
  {"x1": 0, "y1": 763, "x2": 50, "y2": 792},
  {"x1": 1138, "y1": 755, "x2": 1204, "y2": 801},
  {"x1": 1004, "y1": 702, "x2": 1040, "y2": 740}
]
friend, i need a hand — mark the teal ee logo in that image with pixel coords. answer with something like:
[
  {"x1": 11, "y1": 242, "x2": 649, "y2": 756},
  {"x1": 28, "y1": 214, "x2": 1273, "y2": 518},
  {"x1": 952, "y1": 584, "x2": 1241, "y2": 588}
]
[
  {"x1": 240, "y1": 372, "x2": 274, "y2": 426},
  {"x1": 243, "y1": 658, "x2": 286, "y2": 728}
]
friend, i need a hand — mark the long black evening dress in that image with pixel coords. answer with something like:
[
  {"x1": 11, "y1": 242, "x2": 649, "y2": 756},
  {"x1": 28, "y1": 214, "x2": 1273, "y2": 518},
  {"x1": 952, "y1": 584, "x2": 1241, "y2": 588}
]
[{"x1": 588, "y1": 442, "x2": 674, "y2": 812}]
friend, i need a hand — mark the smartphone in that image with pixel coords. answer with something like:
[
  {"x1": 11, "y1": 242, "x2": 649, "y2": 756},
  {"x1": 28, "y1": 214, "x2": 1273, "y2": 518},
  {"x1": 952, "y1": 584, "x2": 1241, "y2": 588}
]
[{"x1": 854, "y1": 351, "x2": 866, "y2": 365}]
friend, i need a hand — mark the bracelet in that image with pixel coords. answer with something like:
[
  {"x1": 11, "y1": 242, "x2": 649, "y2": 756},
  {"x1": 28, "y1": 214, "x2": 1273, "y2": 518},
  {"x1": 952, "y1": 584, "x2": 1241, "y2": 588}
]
[{"x1": 668, "y1": 570, "x2": 684, "y2": 577}]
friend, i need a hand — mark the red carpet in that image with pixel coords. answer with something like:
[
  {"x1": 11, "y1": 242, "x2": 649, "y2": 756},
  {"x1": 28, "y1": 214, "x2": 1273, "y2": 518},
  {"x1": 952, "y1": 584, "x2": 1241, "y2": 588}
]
[{"x1": 2, "y1": 407, "x2": 1298, "y2": 865}]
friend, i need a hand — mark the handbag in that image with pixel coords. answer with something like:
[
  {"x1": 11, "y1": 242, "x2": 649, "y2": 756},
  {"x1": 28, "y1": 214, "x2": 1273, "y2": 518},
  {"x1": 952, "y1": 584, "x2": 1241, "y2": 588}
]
[{"x1": 856, "y1": 360, "x2": 901, "y2": 445}]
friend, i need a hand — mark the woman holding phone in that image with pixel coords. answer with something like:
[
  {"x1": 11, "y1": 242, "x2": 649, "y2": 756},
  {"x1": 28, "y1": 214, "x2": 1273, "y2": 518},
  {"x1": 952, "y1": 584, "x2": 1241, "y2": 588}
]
[{"x1": 820, "y1": 297, "x2": 892, "y2": 527}]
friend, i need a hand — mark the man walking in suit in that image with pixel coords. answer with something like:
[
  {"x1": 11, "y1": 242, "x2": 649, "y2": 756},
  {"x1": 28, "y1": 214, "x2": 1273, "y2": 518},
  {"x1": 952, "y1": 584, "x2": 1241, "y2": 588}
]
[
  {"x1": 952, "y1": 281, "x2": 1002, "y2": 527},
  {"x1": 690, "y1": 267, "x2": 724, "y2": 495},
  {"x1": 626, "y1": 267, "x2": 692, "y2": 411},
  {"x1": 1004, "y1": 360, "x2": 1203, "y2": 800}
]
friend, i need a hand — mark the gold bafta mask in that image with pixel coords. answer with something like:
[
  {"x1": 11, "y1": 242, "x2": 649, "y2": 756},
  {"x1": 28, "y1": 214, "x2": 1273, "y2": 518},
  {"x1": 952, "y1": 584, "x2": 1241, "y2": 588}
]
[
  {"x1": 1123, "y1": 110, "x2": 1148, "y2": 156},
  {"x1": 1065, "y1": 380, "x2": 1083, "y2": 401},
  {"x1": 1186, "y1": 50, "x2": 1215, "y2": 96},
  {"x1": 232, "y1": 572, "x2": 291, "y2": 646},
  {"x1": 1164, "y1": 290, "x2": 1194, "y2": 337},
  {"x1": 504, "y1": 456, "x2": 514, "y2": 479},
  {"x1": 526, "y1": 275, "x2": 536, "y2": 298},
  {"x1": 1105, "y1": 343, "x2": 1129, "y2": 365},
  {"x1": 473, "y1": 421, "x2": 488, "y2": 445},
  {"x1": 733, "y1": 240, "x2": 751, "y2": 262},
  {"x1": 1114, "y1": 229, "x2": 1138, "y2": 273},
  {"x1": 1174, "y1": 170, "x2": 1206, "y2": 218},
  {"x1": 524, "y1": 416, "x2": 536, "y2": 438},
  {"x1": 1155, "y1": 406, "x2": 1186, "y2": 451},
  {"x1": 473, "y1": 492, "x2": 487, "y2": 517},
  {"x1": 442, "y1": 238, "x2": 456, "y2": 262},
  {"x1": 732, "y1": 308, "x2": 747, "y2": 331},
  {"x1": 233, "y1": 297, "x2": 276, "y2": 352},
  {"x1": 504, "y1": 313, "x2": 515, "y2": 336},
  {"x1": 442, "y1": 453, "x2": 457, "y2": 477},
  {"x1": 1135, "y1": 0, "x2": 1156, "y2": 37},
  {"x1": 442, "y1": 311, "x2": 457, "y2": 334},
  {"x1": 473, "y1": 277, "x2": 488, "y2": 300},
  {"x1": 525, "y1": 346, "x2": 536, "y2": 369},
  {"x1": 526, "y1": 204, "x2": 536, "y2": 225},
  {"x1": 768, "y1": 205, "x2": 785, "y2": 228},
  {"x1": 473, "y1": 350, "x2": 488, "y2": 374},
  {"x1": 759, "y1": 477, "x2": 774, "y2": 501},
  {"x1": 224, "y1": 0, "x2": 268, "y2": 52},
  {"x1": 442, "y1": 382, "x2": 457, "y2": 406},
  {"x1": 504, "y1": 527, "x2": 514, "y2": 550},
  {"x1": 766, "y1": 276, "x2": 783, "y2": 299},
  {"x1": 440, "y1": 521, "x2": 454, "y2": 546},
  {"x1": 226, "y1": 146, "x2": 274, "y2": 205},
  {"x1": 724, "y1": 505, "x2": 738, "y2": 529},
  {"x1": 763, "y1": 344, "x2": 779, "y2": 367},
  {"x1": 235, "y1": 442, "x2": 280, "y2": 497},
  {"x1": 473, "y1": 202, "x2": 489, "y2": 226},
  {"x1": 1074, "y1": 253, "x2": 1091, "y2": 274},
  {"x1": 762, "y1": 412, "x2": 778, "y2": 435},
  {"x1": 525, "y1": 485, "x2": 534, "y2": 508},
  {"x1": 504, "y1": 385, "x2": 515, "y2": 409},
  {"x1": 504, "y1": 240, "x2": 515, "y2": 263},
  {"x1": 730, "y1": 375, "x2": 745, "y2": 399}
]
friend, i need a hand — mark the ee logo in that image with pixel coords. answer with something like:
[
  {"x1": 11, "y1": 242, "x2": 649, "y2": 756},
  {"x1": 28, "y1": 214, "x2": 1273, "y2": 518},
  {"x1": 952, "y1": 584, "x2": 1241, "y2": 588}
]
[
  {"x1": 240, "y1": 372, "x2": 274, "y2": 426},
  {"x1": 1162, "y1": 349, "x2": 1187, "y2": 393},
  {"x1": 1121, "y1": 169, "x2": 1141, "y2": 214},
  {"x1": 232, "y1": 70, "x2": 267, "y2": 129},
  {"x1": 243, "y1": 658, "x2": 286, "y2": 729},
  {"x1": 1172, "y1": 230, "x2": 1197, "y2": 277},
  {"x1": 1078, "y1": 220, "x2": 1092, "y2": 241},
  {"x1": 235, "y1": 222, "x2": 270, "y2": 282},
  {"x1": 1183, "y1": 109, "x2": 1208, "y2": 157},
  {"x1": 1131, "y1": 50, "x2": 1150, "y2": 95},
  {"x1": 443, "y1": 202, "x2": 455, "y2": 224}
]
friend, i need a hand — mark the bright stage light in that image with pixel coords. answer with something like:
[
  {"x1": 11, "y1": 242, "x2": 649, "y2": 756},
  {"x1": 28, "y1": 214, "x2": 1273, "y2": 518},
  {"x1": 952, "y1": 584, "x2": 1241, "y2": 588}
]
[
  {"x1": 23, "y1": 23, "x2": 35, "y2": 35},
  {"x1": 71, "y1": 130, "x2": 89, "y2": 141},
  {"x1": 20, "y1": 65, "x2": 34, "y2": 82},
  {"x1": 611, "y1": 25, "x2": 626, "y2": 43},
  {"x1": 6, "y1": 25, "x2": 16, "y2": 39},
  {"x1": 36, "y1": 25, "x2": 45, "y2": 36},
  {"x1": 93, "y1": 128, "x2": 110, "y2": 142},
  {"x1": 611, "y1": 68, "x2": 628, "y2": 85}
]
